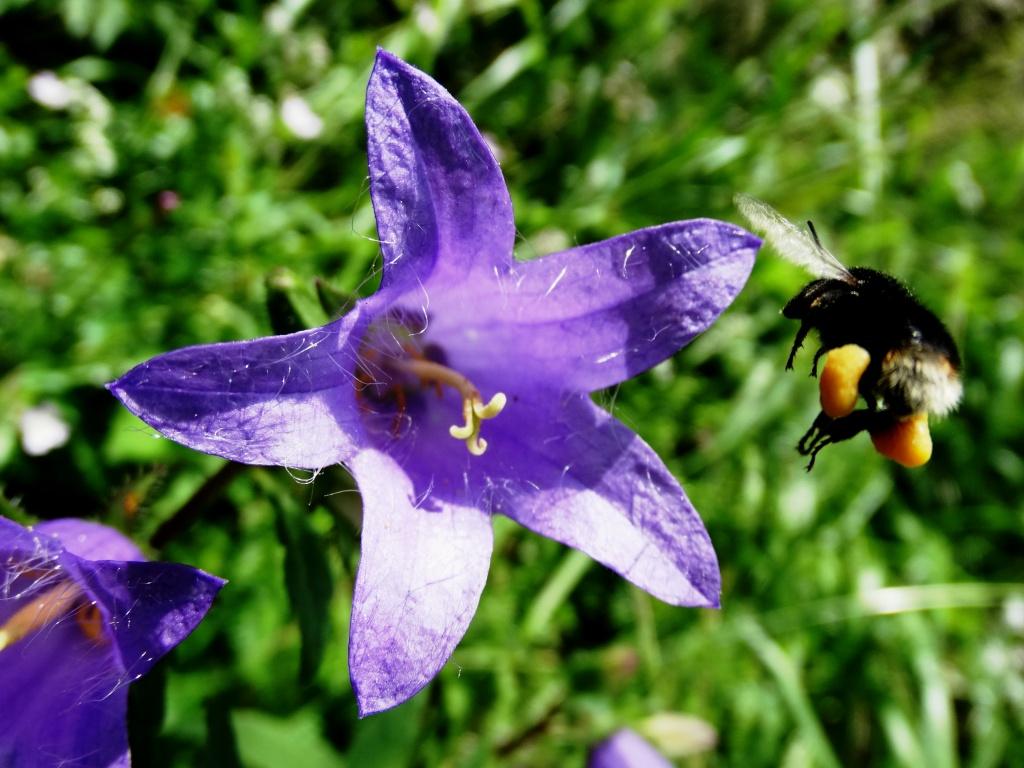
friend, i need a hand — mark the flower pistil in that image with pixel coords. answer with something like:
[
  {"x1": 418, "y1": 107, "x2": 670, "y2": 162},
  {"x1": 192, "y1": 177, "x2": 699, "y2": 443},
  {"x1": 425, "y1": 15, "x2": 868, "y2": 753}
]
[{"x1": 387, "y1": 355, "x2": 507, "y2": 456}]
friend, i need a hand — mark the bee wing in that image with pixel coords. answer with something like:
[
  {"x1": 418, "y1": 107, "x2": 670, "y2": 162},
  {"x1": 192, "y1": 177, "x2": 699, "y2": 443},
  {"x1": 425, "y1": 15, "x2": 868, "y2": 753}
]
[{"x1": 735, "y1": 194, "x2": 855, "y2": 283}]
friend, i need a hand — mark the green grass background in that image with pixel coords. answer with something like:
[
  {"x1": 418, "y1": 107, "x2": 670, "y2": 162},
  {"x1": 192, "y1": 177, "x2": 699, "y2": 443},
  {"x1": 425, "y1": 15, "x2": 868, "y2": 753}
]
[{"x1": 2, "y1": 0, "x2": 1023, "y2": 765}]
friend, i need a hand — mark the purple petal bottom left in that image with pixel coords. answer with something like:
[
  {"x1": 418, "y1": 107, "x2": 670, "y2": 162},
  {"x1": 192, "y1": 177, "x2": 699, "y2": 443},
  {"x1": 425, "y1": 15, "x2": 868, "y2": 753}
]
[{"x1": 0, "y1": 619, "x2": 129, "y2": 768}]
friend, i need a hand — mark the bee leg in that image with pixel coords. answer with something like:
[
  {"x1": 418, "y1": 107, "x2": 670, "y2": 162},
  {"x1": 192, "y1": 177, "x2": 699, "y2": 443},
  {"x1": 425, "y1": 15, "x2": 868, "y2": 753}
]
[
  {"x1": 797, "y1": 412, "x2": 843, "y2": 470},
  {"x1": 786, "y1": 322, "x2": 813, "y2": 371},
  {"x1": 803, "y1": 429, "x2": 845, "y2": 471},
  {"x1": 797, "y1": 411, "x2": 831, "y2": 456},
  {"x1": 809, "y1": 346, "x2": 829, "y2": 378},
  {"x1": 797, "y1": 409, "x2": 889, "y2": 471}
]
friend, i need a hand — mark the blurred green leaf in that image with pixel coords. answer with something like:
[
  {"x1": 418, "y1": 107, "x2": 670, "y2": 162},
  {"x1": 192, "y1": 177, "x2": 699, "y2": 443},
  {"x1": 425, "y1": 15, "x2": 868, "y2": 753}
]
[
  {"x1": 346, "y1": 692, "x2": 425, "y2": 768},
  {"x1": 272, "y1": 485, "x2": 333, "y2": 684},
  {"x1": 315, "y1": 277, "x2": 358, "y2": 319},
  {"x1": 232, "y1": 709, "x2": 345, "y2": 768},
  {"x1": 127, "y1": 662, "x2": 168, "y2": 768},
  {"x1": 265, "y1": 267, "x2": 328, "y2": 335},
  {"x1": 204, "y1": 694, "x2": 244, "y2": 768}
]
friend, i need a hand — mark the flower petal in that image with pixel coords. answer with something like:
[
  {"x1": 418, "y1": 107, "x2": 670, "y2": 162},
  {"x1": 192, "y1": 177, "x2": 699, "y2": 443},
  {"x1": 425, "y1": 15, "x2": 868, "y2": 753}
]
[
  {"x1": 0, "y1": 517, "x2": 64, "y2": 626},
  {"x1": 66, "y1": 558, "x2": 225, "y2": 678},
  {"x1": 347, "y1": 449, "x2": 493, "y2": 716},
  {"x1": 35, "y1": 519, "x2": 144, "y2": 563},
  {"x1": 366, "y1": 50, "x2": 515, "y2": 294},
  {"x1": 588, "y1": 729, "x2": 674, "y2": 768},
  {"x1": 429, "y1": 219, "x2": 759, "y2": 392},
  {"x1": 0, "y1": 619, "x2": 129, "y2": 768},
  {"x1": 107, "y1": 312, "x2": 369, "y2": 468},
  {"x1": 483, "y1": 392, "x2": 720, "y2": 607}
]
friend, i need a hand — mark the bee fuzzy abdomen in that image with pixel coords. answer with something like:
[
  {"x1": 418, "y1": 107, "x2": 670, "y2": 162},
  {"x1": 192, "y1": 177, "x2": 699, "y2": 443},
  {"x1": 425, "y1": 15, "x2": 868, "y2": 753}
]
[{"x1": 877, "y1": 347, "x2": 963, "y2": 417}]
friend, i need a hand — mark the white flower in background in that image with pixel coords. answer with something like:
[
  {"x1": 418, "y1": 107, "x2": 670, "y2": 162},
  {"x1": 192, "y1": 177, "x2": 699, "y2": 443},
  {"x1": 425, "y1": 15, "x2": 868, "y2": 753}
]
[
  {"x1": 19, "y1": 403, "x2": 71, "y2": 456},
  {"x1": 27, "y1": 71, "x2": 74, "y2": 110},
  {"x1": 26, "y1": 71, "x2": 117, "y2": 176},
  {"x1": 281, "y1": 94, "x2": 323, "y2": 140},
  {"x1": 264, "y1": 4, "x2": 291, "y2": 34}
]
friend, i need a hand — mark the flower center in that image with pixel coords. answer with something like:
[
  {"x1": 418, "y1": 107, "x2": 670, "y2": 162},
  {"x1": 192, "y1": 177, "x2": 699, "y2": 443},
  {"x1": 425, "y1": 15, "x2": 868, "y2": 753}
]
[
  {"x1": 356, "y1": 320, "x2": 506, "y2": 456},
  {"x1": 0, "y1": 580, "x2": 104, "y2": 651},
  {"x1": 387, "y1": 356, "x2": 507, "y2": 456}
]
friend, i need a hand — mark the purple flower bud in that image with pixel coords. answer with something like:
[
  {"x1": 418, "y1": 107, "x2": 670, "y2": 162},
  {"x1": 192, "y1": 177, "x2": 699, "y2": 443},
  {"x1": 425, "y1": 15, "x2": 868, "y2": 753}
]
[{"x1": 589, "y1": 729, "x2": 674, "y2": 768}]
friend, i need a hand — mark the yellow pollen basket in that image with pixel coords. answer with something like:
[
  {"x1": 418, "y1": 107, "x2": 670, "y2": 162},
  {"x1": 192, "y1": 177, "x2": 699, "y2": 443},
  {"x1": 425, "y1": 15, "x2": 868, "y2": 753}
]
[
  {"x1": 0, "y1": 581, "x2": 102, "y2": 652},
  {"x1": 390, "y1": 356, "x2": 507, "y2": 456},
  {"x1": 871, "y1": 413, "x2": 933, "y2": 468},
  {"x1": 819, "y1": 344, "x2": 871, "y2": 418}
]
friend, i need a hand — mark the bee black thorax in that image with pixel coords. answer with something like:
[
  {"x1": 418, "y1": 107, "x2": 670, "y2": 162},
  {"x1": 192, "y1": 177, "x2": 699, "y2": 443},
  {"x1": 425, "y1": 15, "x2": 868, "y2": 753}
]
[{"x1": 783, "y1": 267, "x2": 961, "y2": 418}]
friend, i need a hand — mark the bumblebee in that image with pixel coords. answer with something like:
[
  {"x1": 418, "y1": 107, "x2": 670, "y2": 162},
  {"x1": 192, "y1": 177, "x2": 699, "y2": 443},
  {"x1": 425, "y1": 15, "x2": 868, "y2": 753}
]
[{"x1": 736, "y1": 195, "x2": 962, "y2": 470}]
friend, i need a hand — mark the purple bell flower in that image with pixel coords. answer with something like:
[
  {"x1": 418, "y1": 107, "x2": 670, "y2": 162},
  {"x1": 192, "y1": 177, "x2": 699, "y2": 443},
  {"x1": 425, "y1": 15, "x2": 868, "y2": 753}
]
[
  {"x1": 588, "y1": 729, "x2": 674, "y2": 768},
  {"x1": 108, "y1": 50, "x2": 760, "y2": 716},
  {"x1": 0, "y1": 517, "x2": 224, "y2": 767}
]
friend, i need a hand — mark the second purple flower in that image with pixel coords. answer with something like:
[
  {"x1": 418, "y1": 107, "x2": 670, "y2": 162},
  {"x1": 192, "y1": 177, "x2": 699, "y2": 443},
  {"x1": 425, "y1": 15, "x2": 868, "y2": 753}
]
[{"x1": 0, "y1": 517, "x2": 223, "y2": 766}]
